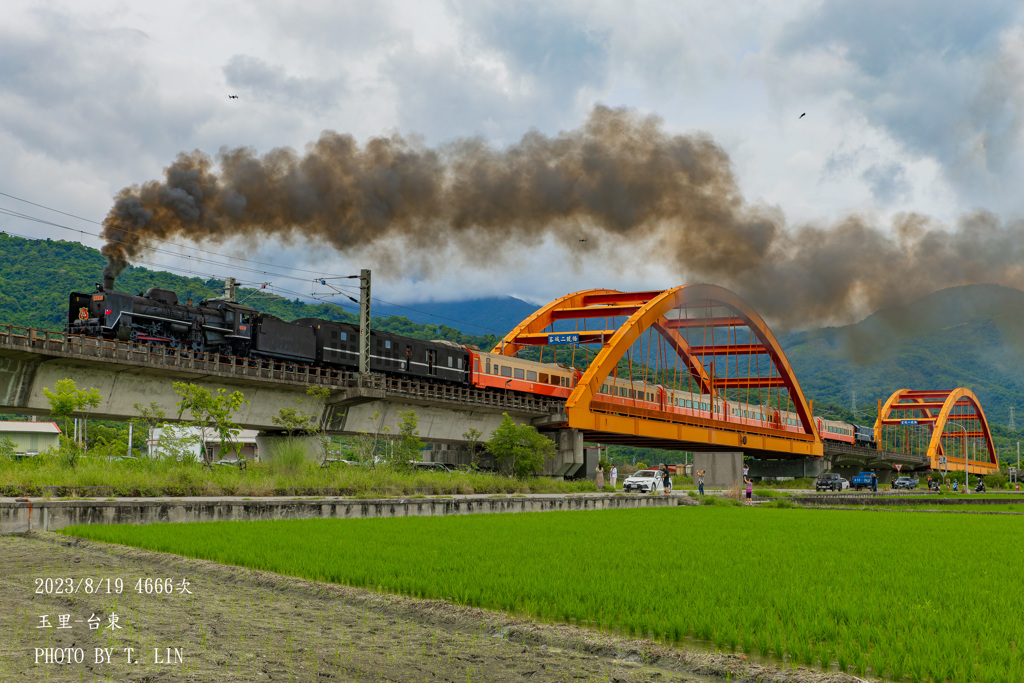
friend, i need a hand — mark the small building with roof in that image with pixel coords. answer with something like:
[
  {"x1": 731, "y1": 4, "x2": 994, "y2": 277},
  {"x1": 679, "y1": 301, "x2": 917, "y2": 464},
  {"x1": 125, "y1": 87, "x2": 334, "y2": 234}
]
[{"x1": 0, "y1": 420, "x2": 62, "y2": 456}]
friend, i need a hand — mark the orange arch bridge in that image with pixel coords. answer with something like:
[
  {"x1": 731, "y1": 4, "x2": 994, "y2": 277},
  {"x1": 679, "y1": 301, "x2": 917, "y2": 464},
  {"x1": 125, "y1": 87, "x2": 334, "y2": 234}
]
[
  {"x1": 495, "y1": 284, "x2": 822, "y2": 458},
  {"x1": 874, "y1": 389, "x2": 1000, "y2": 475}
]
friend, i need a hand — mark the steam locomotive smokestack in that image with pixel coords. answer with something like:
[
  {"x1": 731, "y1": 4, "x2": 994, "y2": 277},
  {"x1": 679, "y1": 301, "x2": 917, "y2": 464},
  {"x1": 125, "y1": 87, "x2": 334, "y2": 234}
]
[
  {"x1": 102, "y1": 263, "x2": 116, "y2": 291},
  {"x1": 99, "y1": 106, "x2": 1024, "y2": 327}
]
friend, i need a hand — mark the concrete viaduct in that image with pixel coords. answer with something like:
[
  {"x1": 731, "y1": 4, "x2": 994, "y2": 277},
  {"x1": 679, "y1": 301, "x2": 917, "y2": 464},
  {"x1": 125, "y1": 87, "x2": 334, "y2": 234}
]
[{"x1": 0, "y1": 326, "x2": 586, "y2": 475}]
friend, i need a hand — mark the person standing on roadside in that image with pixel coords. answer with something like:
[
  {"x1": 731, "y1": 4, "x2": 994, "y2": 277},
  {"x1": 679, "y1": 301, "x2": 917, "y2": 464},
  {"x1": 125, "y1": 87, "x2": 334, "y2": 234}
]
[
  {"x1": 595, "y1": 464, "x2": 605, "y2": 490},
  {"x1": 744, "y1": 476, "x2": 753, "y2": 504},
  {"x1": 698, "y1": 469, "x2": 705, "y2": 496},
  {"x1": 871, "y1": 471, "x2": 878, "y2": 493},
  {"x1": 660, "y1": 463, "x2": 672, "y2": 494},
  {"x1": 610, "y1": 464, "x2": 617, "y2": 490}
]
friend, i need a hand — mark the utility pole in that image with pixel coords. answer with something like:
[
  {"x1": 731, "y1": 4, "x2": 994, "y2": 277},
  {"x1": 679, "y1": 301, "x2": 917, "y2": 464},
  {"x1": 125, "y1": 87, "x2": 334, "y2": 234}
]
[
  {"x1": 224, "y1": 277, "x2": 237, "y2": 302},
  {"x1": 358, "y1": 269, "x2": 371, "y2": 377}
]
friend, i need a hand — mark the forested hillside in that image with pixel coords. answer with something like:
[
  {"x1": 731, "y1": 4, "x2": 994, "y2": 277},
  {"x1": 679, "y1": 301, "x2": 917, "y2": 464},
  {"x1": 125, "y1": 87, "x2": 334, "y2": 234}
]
[
  {"x1": 4, "y1": 233, "x2": 1023, "y2": 434},
  {"x1": 782, "y1": 284, "x2": 1024, "y2": 427},
  {"x1": 0, "y1": 234, "x2": 498, "y2": 349}
]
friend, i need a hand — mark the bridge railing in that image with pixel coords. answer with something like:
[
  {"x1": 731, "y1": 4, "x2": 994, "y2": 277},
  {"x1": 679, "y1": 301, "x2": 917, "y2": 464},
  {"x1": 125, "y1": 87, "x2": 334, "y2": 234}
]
[{"x1": 0, "y1": 326, "x2": 563, "y2": 414}]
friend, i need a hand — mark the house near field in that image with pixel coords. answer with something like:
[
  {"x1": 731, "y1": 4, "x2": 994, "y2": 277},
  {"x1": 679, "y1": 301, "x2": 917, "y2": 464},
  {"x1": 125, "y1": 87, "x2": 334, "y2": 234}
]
[
  {"x1": 0, "y1": 420, "x2": 61, "y2": 457},
  {"x1": 147, "y1": 426, "x2": 260, "y2": 461}
]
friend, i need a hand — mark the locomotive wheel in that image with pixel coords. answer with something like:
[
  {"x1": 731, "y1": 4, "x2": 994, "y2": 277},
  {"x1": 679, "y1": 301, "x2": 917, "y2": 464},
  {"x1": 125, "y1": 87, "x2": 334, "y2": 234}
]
[{"x1": 115, "y1": 324, "x2": 131, "y2": 342}]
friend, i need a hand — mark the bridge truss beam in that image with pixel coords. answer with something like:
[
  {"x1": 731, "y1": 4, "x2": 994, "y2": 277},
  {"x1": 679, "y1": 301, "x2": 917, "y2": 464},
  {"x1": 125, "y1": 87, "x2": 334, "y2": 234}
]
[
  {"x1": 874, "y1": 388, "x2": 1000, "y2": 475},
  {"x1": 496, "y1": 284, "x2": 822, "y2": 458}
]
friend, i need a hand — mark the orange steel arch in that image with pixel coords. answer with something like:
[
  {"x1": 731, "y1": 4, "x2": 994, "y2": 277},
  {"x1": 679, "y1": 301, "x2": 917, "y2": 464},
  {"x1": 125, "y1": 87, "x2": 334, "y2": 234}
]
[
  {"x1": 875, "y1": 388, "x2": 999, "y2": 475},
  {"x1": 497, "y1": 284, "x2": 821, "y2": 456},
  {"x1": 494, "y1": 288, "x2": 715, "y2": 394},
  {"x1": 497, "y1": 288, "x2": 622, "y2": 357}
]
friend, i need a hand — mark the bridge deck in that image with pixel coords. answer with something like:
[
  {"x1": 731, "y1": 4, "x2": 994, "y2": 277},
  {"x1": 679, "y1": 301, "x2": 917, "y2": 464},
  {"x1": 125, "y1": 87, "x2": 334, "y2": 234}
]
[{"x1": 0, "y1": 325, "x2": 562, "y2": 416}]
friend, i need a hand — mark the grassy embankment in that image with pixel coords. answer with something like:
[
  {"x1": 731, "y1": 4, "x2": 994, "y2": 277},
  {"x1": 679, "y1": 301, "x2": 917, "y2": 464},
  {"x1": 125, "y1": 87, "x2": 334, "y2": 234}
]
[
  {"x1": 0, "y1": 454, "x2": 597, "y2": 497},
  {"x1": 65, "y1": 506, "x2": 1024, "y2": 683}
]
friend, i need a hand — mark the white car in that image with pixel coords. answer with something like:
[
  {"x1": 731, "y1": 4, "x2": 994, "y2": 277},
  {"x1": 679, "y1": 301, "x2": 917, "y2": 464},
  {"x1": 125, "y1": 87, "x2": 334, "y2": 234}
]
[
  {"x1": 621, "y1": 469, "x2": 665, "y2": 494},
  {"x1": 840, "y1": 478, "x2": 850, "y2": 490}
]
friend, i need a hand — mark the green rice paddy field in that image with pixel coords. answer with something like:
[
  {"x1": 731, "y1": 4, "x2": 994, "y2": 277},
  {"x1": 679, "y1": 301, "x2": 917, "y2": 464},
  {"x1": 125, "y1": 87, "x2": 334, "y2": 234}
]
[{"x1": 64, "y1": 507, "x2": 1024, "y2": 682}]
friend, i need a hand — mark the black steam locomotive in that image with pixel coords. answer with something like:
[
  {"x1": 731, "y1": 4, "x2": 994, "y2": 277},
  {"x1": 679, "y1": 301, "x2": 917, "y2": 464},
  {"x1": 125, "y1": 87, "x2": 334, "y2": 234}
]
[{"x1": 67, "y1": 279, "x2": 469, "y2": 384}]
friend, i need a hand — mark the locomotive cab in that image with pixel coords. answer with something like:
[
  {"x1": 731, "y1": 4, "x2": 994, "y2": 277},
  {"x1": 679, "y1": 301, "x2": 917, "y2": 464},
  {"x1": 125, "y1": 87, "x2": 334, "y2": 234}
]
[{"x1": 202, "y1": 300, "x2": 258, "y2": 354}]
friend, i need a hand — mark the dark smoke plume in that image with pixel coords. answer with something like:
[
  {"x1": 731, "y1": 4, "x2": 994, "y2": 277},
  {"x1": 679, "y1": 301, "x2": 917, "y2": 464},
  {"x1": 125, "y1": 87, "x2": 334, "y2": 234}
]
[{"x1": 101, "y1": 106, "x2": 1024, "y2": 326}]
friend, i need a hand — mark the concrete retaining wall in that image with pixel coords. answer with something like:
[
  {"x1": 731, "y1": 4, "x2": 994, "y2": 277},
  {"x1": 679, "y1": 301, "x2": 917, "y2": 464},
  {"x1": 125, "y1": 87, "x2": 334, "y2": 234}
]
[
  {"x1": 792, "y1": 495, "x2": 1024, "y2": 506},
  {"x1": 1, "y1": 493, "x2": 690, "y2": 534}
]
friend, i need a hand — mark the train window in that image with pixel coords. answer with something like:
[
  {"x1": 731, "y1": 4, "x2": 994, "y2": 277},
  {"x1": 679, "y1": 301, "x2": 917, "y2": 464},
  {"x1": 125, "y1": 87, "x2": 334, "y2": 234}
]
[
  {"x1": 448, "y1": 356, "x2": 453, "y2": 367},
  {"x1": 540, "y1": 373, "x2": 549, "y2": 383},
  {"x1": 514, "y1": 368, "x2": 525, "y2": 379},
  {"x1": 500, "y1": 366, "x2": 512, "y2": 377},
  {"x1": 458, "y1": 358, "x2": 464, "y2": 370},
  {"x1": 385, "y1": 340, "x2": 392, "y2": 349},
  {"x1": 340, "y1": 331, "x2": 347, "y2": 341},
  {"x1": 331, "y1": 331, "x2": 338, "y2": 340},
  {"x1": 527, "y1": 370, "x2": 537, "y2": 381},
  {"x1": 486, "y1": 358, "x2": 491, "y2": 374},
  {"x1": 601, "y1": 384, "x2": 609, "y2": 393}
]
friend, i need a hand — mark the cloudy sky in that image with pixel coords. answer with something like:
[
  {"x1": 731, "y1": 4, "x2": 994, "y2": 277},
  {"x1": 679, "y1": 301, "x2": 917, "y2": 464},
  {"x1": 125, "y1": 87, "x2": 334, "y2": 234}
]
[{"x1": 3, "y1": 0, "x2": 1024, "y2": 323}]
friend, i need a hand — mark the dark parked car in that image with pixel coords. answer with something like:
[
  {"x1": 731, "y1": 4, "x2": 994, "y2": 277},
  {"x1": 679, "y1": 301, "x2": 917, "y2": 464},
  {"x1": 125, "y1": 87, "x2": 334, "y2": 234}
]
[{"x1": 815, "y1": 473, "x2": 844, "y2": 492}]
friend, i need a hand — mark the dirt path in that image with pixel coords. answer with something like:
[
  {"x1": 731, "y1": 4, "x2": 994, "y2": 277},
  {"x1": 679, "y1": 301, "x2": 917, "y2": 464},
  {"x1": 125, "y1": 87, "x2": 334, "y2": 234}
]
[{"x1": 1, "y1": 532, "x2": 865, "y2": 683}]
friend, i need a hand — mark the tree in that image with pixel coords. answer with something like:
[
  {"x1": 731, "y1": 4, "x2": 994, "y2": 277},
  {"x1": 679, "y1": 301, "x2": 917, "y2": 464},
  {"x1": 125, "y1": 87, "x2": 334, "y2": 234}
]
[
  {"x1": 463, "y1": 427, "x2": 484, "y2": 469},
  {"x1": 353, "y1": 410, "x2": 389, "y2": 467},
  {"x1": 0, "y1": 436, "x2": 15, "y2": 460},
  {"x1": 153, "y1": 423, "x2": 201, "y2": 462},
  {"x1": 389, "y1": 410, "x2": 424, "y2": 468},
  {"x1": 132, "y1": 402, "x2": 166, "y2": 457},
  {"x1": 485, "y1": 414, "x2": 556, "y2": 478},
  {"x1": 42, "y1": 378, "x2": 102, "y2": 466},
  {"x1": 173, "y1": 382, "x2": 249, "y2": 467}
]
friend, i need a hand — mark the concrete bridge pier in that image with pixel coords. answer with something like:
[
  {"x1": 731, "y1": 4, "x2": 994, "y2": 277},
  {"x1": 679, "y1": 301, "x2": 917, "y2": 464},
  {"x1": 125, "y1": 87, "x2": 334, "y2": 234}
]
[
  {"x1": 693, "y1": 452, "x2": 745, "y2": 487},
  {"x1": 745, "y1": 456, "x2": 829, "y2": 482},
  {"x1": 545, "y1": 429, "x2": 583, "y2": 478}
]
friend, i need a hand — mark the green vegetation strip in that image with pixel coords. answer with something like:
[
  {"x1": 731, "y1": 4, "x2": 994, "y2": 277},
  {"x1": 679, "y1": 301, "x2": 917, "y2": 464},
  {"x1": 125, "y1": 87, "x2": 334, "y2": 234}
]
[
  {"x1": 64, "y1": 507, "x2": 1024, "y2": 682},
  {"x1": 0, "y1": 455, "x2": 597, "y2": 497}
]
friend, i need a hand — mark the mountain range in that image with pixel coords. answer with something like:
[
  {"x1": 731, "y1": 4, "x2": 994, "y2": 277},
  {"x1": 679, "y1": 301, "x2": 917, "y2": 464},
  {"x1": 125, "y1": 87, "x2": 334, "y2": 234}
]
[{"x1": 2, "y1": 232, "x2": 1022, "y2": 431}]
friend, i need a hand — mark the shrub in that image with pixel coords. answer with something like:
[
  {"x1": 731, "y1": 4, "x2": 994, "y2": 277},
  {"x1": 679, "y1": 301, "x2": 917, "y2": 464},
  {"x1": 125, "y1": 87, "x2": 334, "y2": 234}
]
[{"x1": 268, "y1": 437, "x2": 309, "y2": 476}]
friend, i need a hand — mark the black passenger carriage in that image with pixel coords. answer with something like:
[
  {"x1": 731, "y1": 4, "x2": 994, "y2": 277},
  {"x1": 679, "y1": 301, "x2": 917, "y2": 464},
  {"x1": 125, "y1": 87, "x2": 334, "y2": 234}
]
[
  {"x1": 294, "y1": 318, "x2": 360, "y2": 368},
  {"x1": 293, "y1": 318, "x2": 469, "y2": 383}
]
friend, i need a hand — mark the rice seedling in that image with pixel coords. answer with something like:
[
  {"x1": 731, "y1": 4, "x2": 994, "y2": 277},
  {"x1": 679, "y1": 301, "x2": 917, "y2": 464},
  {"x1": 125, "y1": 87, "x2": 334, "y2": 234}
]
[{"x1": 63, "y1": 506, "x2": 1024, "y2": 683}]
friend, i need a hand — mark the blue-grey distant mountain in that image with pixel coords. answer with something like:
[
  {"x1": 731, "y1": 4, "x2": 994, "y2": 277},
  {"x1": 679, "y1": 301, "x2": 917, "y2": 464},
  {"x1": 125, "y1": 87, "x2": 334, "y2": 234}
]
[{"x1": 331, "y1": 296, "x2": 540, "y2": 337}]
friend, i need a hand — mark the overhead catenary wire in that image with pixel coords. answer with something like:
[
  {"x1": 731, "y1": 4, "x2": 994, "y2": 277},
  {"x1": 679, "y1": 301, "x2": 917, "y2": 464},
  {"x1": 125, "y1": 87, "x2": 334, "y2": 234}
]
[{"x1": 0, "y1": 191, "x2": 508, "y2": 335}]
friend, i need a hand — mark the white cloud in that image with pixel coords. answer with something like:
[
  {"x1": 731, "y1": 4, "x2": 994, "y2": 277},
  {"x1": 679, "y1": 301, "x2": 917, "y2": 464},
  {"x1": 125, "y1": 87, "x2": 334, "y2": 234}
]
[{"x1": 3, "y1": 0, "x2": 1024, "y2": 318}]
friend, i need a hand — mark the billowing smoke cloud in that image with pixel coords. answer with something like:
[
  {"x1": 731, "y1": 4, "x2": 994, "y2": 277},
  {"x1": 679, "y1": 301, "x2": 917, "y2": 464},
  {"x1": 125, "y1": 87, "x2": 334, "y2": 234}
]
[{"x1": 101, "y1": 105, "x2": 1024, "y2": 326}]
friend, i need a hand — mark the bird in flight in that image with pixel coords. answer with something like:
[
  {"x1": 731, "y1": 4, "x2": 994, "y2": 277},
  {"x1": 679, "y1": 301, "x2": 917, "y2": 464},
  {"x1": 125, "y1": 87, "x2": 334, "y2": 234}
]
[
  {"x1": 799, "y1": 112, "x2": 806, "y2": 119},
  {"x1": 228, "y1": 95, "x2": 239, "y2": 100},
  {"x1": 579, "y1": 238, "x2": 587, "y2": 242}
]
